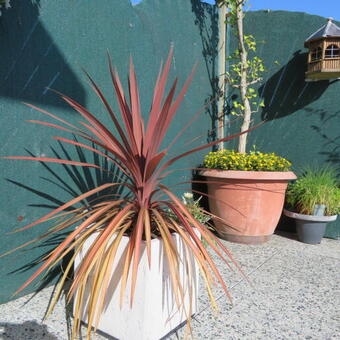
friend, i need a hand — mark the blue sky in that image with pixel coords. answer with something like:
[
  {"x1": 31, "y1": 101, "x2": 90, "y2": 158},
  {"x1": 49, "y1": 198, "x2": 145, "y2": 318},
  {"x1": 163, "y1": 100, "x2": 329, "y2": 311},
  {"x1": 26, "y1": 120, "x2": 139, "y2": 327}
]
[{"x1": 131, "y1": 0, "x2": 340, "y2": 21}]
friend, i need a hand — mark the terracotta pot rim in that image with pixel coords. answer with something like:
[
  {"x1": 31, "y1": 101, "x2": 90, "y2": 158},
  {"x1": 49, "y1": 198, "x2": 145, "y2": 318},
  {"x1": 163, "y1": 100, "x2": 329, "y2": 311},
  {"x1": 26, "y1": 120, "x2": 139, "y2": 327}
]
[
  {"x1": 200, "y1": 169, "x2": 297, "y2": 180},
  {"x1": 283, "y1": 209, "x2": 338, "y2": 222}
]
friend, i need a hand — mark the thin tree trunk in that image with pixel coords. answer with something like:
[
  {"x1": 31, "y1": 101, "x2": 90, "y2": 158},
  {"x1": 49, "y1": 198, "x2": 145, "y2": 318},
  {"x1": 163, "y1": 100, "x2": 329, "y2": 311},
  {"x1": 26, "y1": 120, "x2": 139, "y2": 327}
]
[
  {"x1": 217, "y1": 4, "x2": 227, "y2": 150},
  {"x1": 236, "y1": 4, "x2": 251, "y2": 154}
]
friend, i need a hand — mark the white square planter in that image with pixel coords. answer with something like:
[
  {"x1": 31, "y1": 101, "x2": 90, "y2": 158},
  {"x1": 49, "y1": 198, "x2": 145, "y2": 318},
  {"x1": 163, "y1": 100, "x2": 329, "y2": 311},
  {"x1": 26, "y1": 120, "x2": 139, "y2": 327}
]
[{"x1": 74, "y1": 229, "x2": 200, "y2": 340}]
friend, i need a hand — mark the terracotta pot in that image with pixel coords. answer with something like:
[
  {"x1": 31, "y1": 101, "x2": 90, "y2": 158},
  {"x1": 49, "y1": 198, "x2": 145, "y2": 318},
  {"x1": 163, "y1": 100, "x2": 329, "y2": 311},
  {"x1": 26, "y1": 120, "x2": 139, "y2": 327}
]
[{"x1": 200, "y1": 170, "x2": 297, "y2": 244}]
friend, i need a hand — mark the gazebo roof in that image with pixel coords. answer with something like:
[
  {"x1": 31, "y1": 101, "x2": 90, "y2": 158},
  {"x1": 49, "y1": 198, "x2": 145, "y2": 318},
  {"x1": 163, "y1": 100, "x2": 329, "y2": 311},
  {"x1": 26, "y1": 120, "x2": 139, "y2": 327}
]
[{"x1": 305, "y1": 18, "x2": 340, "y2": 44}]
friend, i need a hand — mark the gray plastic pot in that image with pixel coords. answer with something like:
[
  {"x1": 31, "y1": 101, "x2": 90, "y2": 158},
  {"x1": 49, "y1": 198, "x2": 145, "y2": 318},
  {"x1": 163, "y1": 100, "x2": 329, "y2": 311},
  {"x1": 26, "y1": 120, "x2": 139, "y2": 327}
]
[{"x1": 283, "y1": 209, "x2": 338, "y2": 244}]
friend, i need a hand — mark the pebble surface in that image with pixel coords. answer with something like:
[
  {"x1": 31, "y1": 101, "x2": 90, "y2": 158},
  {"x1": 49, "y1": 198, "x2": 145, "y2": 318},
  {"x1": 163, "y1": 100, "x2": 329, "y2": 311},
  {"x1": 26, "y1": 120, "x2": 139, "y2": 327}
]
[{"x1": 0, "y1": 233, "x2": 339, "y2": 340}]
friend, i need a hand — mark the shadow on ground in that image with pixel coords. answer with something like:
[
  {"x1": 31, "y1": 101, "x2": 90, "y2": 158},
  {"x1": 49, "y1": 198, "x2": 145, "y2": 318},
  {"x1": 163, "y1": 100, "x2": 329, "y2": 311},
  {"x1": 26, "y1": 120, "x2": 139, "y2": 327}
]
[{"x1": 0, "y1": 321, "x2": 58, "y2": 340}]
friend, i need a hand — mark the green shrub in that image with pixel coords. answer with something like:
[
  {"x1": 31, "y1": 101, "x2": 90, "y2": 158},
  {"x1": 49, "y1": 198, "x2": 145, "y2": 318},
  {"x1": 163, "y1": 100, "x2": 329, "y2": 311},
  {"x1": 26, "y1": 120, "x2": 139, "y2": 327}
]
[
  {"x1": 168, "y1": 193, "x2": 211, "y2": 225},
  {"x1": 286, "y1": 167, "x2": 340, "y2": 216},
  {"x1": 203, "y1": 149, "x2": 292, "y2": 172}
]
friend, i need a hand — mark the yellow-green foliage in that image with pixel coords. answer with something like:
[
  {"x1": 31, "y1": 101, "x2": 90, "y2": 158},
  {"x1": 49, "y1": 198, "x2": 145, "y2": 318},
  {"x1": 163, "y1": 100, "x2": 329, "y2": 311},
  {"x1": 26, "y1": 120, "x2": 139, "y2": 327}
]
[
  {"x1": 203, "y1": 149, "x2": 292, "y2": 172},
  {"x1": 286, "y1": 167, "x2": 340, "y2": 216}
]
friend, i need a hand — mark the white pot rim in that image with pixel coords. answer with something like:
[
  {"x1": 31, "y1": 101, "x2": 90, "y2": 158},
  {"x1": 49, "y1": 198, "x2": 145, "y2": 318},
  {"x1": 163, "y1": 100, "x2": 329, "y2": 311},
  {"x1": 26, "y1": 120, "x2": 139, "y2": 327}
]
[
  {"x1": 78, "y1": 225, "x2": 201, "y2": 246},
  {"x1": 283, "y1": 209, "x2": 338, "y2": 222}
]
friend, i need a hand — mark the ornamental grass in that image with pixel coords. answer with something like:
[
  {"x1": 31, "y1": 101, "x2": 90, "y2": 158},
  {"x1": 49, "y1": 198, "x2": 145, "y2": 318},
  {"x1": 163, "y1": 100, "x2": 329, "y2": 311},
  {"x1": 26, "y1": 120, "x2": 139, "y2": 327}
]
[{"x1": 286, "y1": 167, "x2": 340, "y2": 216}]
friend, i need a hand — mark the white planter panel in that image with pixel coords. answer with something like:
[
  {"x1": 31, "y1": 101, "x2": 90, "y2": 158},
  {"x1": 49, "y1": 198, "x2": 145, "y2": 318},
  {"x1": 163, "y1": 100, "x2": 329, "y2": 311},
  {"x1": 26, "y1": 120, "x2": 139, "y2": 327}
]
[{"x1": 74, "y1": 230, "x2": 200, "y2": 340}]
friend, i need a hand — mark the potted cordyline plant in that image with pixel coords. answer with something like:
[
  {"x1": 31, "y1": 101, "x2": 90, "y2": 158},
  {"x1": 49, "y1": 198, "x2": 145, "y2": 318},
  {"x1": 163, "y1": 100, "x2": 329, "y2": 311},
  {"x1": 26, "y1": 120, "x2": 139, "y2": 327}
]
[
  {"x1": 284, "y1": 167, "x2": 339, "y2": 244},
  {"x1": 1, "y1": 49, "x2": 247, "y2": 340},
  {"x1": 200, "y1": 0, "x2": 296, "y2": 244}
]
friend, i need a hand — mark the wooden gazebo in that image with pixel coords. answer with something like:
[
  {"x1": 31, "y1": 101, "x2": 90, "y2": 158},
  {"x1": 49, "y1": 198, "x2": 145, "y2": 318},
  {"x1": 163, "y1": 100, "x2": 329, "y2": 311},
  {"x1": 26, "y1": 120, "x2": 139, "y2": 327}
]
[{"x1": 305, "y1": 18, "x2": 340, "y2": 81}]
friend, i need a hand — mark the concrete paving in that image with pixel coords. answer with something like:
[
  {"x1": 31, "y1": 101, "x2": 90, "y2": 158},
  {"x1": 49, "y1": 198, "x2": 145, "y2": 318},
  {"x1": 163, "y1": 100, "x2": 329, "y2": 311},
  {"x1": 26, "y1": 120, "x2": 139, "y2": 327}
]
[{"x1": 0, "y1": 233, "x2": 339, "y2": 340}]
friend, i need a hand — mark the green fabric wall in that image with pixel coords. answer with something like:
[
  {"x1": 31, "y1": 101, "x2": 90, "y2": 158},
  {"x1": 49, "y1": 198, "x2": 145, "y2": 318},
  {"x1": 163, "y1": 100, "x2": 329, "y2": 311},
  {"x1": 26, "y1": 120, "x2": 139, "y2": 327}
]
[
  {"x1": 0, "y1": 1, "x2": 338, "y2": 304},
  {"x1": 225, "y1": 10, "x2": 339, "y2": 239},
  {"x1": 0, "y1": 0, "x2": 215, "y2": 304}
]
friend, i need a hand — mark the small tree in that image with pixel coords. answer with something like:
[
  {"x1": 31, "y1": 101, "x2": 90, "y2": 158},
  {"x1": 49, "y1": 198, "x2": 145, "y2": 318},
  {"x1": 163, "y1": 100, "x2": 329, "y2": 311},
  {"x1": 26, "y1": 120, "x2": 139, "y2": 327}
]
[{"x1": 217, "y1": 0, "x2": 264, "y2": 153}]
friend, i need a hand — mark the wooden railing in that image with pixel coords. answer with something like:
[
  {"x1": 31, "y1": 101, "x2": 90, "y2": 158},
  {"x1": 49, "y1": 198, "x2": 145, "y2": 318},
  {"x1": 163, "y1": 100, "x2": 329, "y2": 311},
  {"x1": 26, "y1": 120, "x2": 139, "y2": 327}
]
[
  {"x1": 323, "y1": 58, "x2": 340, "y2": 70},
  {"x1": 307, "y1": 60, "x2": 322, "y2": 72},
  {"x1": 307, "y1": 58, "x2": 340, "y2": 72}
]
